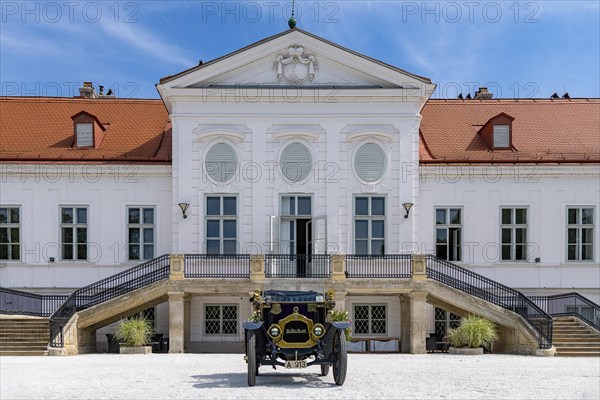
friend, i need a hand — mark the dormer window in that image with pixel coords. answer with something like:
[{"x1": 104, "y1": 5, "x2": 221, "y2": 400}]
[
  {"x1": 493, "y1": 124, "x2": 510, "y2": 148},
  {"x1": 76, "y1": 123, "x2": 94, "y2": 148},
  {"x1": 71, "y1": 111, "x2": 106, "y2": 149},
  {"x1": 478, "y1": 112, "x2": 514, "y2": 151}
]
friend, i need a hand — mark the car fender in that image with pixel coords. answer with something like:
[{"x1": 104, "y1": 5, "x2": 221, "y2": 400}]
[
  {"x1": 331, "y1": 321, "x2": 351, "y2": 330},
  {"x1": 243, "y1": 321, "x2": 263, "y2": 330}
]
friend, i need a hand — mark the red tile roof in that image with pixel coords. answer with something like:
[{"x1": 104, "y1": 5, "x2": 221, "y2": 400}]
[
  {"x1": 0, "y1": 97, "x2": 170, "y2": 163},
  {"x1": 420, "y1": 99, "x2": 600, "y2": 164},
  {"x1": 1, "y1": 97, "x2": 598, "y2": 165}
]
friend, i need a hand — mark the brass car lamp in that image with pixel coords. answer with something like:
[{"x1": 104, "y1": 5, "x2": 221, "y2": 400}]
[
  {"x1": 313, "y1": 324, "x2": 325, "y2": 338},
  {"x1": 268, "y1": 324, "x2": 282, "y2": 340}
]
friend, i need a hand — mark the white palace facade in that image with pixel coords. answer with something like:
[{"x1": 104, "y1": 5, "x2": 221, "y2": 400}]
[{"x1": 1, "y1": 29, "x2": 599, "y2": 355}]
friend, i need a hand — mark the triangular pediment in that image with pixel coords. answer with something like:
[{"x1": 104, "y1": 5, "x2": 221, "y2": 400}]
[{"x1": 159, "y1": 29, "x2": 431, "y2": 90}]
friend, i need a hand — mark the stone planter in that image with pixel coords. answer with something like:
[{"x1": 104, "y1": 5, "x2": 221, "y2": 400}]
[
  {"x1": 119, "y1": 346, "x2": 152, "y2": 354},
  {"x1": 449, "y1": 346, "x2": 483, "y2": 355}
]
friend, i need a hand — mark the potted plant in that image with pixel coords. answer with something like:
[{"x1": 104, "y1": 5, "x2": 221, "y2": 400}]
[
  {"x1": 116, "y1": 316, "x2": 154, "y2": 354},
  {"x1": 447, "y1": 315, "x2": 498, "y2": 355},
  {"x1": 330, "y1": 310, "x2": 352, "y2": 342}
]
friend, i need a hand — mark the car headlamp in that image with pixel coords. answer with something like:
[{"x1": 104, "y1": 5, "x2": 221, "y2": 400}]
[
  {"x1": 313, "y1": 324, "x2": 325, "y2": 338},
  {"x1": 268, "y1": 324, "x2": 282, "y2": 340}
]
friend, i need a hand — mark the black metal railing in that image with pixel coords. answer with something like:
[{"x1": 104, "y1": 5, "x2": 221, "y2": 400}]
[
  {"x1": 426, "y1": 255, "x2": 553, "y2": 349},
  {"x1": 184, "y1": 254, "x2": 250, "y2": 278},
  {"x1": 265, "y1": 254, "x2": 331, "y2": 278},
  {"x1": 531, "y1": 293, "x2": 600, "y2": 332},
  {"x1": 49, "y1": 254, "x2": 170, "y2": 347},
  {"x1": 0, "y1": 287, "x2": 68, "y2": 317},
  {"x1": 346, "y1": 254, "x2": 412, "y2": 278}
]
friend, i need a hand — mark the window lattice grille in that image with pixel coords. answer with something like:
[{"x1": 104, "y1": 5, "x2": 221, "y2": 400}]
[
  {"x1": 353, "y1": 304, "x2": 387, "y2": 335},
  {"x1": 205, "y1": 305, "x2": 238, "y2": 335}
]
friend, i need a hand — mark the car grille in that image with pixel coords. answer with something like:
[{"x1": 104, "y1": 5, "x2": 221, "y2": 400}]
[{"x1": 282, "y1": 320, "x2": 310, "y2": 343}]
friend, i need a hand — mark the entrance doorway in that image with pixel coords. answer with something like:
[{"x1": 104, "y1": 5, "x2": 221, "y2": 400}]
[{"x1": 269, "y1": 195, "x2": 327, "y2": 277}]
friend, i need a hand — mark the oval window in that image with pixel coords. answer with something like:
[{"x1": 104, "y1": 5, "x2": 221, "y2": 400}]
[
  {"x1": 354, "y1": 143, "x2": 386, "y2": 182},
  {"x1": 205, "y1": 143, "x2": 237, "y2": 183},
  {"x1": 280, "y1": 142, "x2": 312, "y2": 182}
]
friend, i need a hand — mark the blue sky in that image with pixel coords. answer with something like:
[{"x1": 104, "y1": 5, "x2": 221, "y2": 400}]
[{"x1": 1, "y1": 0, "x2": 599, "y2": 99}]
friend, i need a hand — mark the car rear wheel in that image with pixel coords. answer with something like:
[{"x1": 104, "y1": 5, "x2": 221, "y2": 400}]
[
  {"x1": 320, "y1": 364, "x2": 330, "y2": 376},
  {"x1": 247, "y1": 330, "x2": 257, "y2": 386},
  {"x1": 332, "y1": 330, "x2": 347, "y2": 386}
]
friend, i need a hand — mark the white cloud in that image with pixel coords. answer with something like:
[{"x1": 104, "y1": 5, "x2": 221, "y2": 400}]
[
  {"x1": 98, "y1": 20, "x2": 195, "y2": 68},
  {"x1": 0, "y1": 31, "x2": 66, "y2": 56}
]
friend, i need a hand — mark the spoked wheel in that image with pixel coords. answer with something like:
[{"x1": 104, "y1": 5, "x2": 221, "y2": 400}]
[
  {"x1": 332, "y1": 330, "x2": 347, "y2": 386},
  {"x1": 247, "y1": 330, "x2": 257, "y2": 386},
  {"x1": 320, "y1": 364, "x2": 330, "y2": 376}
]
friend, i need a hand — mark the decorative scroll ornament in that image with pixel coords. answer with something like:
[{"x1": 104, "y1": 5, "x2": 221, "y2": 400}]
[{"x1": 274, "y1": 46, "x2": 318, "y2": 84}]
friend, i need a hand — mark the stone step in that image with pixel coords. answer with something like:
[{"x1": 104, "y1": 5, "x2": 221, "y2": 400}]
[
  {"x1": 0, "y1": 325, "x2": 50, "y2": 330},
  {"x1": 553, "y1": 333, "x2": 600, "y2": 338},
  {"x1": 555, "y1": 351, "x2": 600, "y2": 357},
  {"x1": 552, "y1": 339, "x2": 600, "y2": 345},
  {"x1": 552, "y1": 337, "x2": 600, "y2": 343},
  {"x1": 0, "y1": 350, "x2": 47, "y2": 356},
  {"x1": 554, "y1": 345, "x2": 600, "y2": 351},
  {"x1": 0, "y1": 329, "x2": 49, "y2": 334},
  {"x1": 0, "y1": 330, "x2": 50, "y2": 335},
  {"x1": 552, "y1": 326, "x2": 590, "y2": 332},
  {"x1": 0, "y1": 337, "x2": 50, "y2": 342},
  {"x1": 0, "y1": 346, "x2": 47, "y2": 352},
  {"x1": 553, "y1": 344, "x2": 600, "y2": 348},
  {"x1": 0, "y1": 329, "x2": 50, "y2": 334},
  {"x1": 0, "y1": 318, "x2": 49, "y2": 322},
  {"x1": 0, "y1": 341, "x2": 49, "y2": 347}
]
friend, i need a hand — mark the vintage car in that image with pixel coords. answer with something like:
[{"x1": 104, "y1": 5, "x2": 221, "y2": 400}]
[{"x1": 243, "y1": 289, "x2": 350, "y2": 386}]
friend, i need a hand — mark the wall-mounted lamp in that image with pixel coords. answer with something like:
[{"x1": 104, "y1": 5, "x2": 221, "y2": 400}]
[
  {"x1": 402, "y1": 202, "x2": 414, "y2": 219},
  {"x1": 178, "y1": 202, "x2": 190, "y2": 219}
]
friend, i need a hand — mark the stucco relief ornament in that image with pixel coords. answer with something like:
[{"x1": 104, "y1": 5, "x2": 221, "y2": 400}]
[{"x1": 274, "y1": 46, "x2": 318, "y2": 84}]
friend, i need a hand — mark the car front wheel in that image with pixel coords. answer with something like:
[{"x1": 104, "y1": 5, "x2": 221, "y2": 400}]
[
  {"x1": 332, "y1": 330, "x2": 347, "y2": 385},
  {"x1": 247, "y1": 330, "x2": 257, "y2": 386}
]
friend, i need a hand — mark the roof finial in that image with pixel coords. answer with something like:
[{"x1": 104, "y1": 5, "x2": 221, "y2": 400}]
[{"x1": 288, "y1": 0, "x2": 296, "y2": 29}]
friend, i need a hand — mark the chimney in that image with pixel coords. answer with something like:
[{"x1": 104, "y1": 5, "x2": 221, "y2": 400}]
[
  {"x1": 78, "y1": 82, "x2": 98, "y2": 99},
  {"x1": 474, "y1": 87, "x2": 493, "y2": 99}
]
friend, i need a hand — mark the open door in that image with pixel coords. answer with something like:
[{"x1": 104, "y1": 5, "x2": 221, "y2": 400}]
[
  {"x1": 268, "y1": 215, "x2": 281, "y2": 275},
  {"x1": 312, "y1": 217, "x2": 327, "y2": 255},
  {"x1": 307, "y1": 217, "x2": 327, "y2": 276}
]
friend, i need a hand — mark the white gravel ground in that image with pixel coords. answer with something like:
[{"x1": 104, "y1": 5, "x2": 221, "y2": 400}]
[{"x1": 1, "y1": 353, "x2": 599, "y2": 399}]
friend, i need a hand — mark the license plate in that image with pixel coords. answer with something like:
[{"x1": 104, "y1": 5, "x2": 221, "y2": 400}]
[{"x1": 285, "y1": 360, "x2": 307, "y2": 369}]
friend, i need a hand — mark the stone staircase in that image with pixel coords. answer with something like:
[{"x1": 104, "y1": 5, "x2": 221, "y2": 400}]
[
  {"x1": 552, "y1": 317, "x2": 600, "y2": 357},
  {"x1": 0, "y1": 317, "x2": 50, "y2": 356}
]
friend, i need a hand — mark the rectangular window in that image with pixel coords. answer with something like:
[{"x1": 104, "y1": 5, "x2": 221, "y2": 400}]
[
  {"x1": 493, "y1": 124, "x2": 510, "y2": 148},
  {"x1": 353, "y1": 304, "x2": 387, "y2": 335},
  {"x1": 204, "y1": 305, "x2": 238, "y2": 335},
  {"x1": 567, "y1": 207, "x2": 595, "y2": 261},
  {"x1": 136, "y1": 307, "x2": 156, "y2": 328},
  {"x1": 0, "y1": 207, "x2": 20, "y2": 260},
  {"x1": 76, "y1": 123, "x2": 94, "y2": 147},
  {"x1": 354, "y1": 196, "x2": 385, "y2": 255},
  {"x1": 60, "y1": 206, "x2": 88, "y2": 260},
  {"x1": 206, "y1": 196, "x2": 237, "y2": 254},
  {"x1": 434, "y1": 307, "x2": 461, "y2": 338},
  {"x1": 500, "y1": 207, "x2": 528, "y2": 261},
  {"x1": 435, "y1": 207, "x2": 462, "y2": 261},
  {"x1": 128, "y1": 207, "x2": 155, "y2": 260}
]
